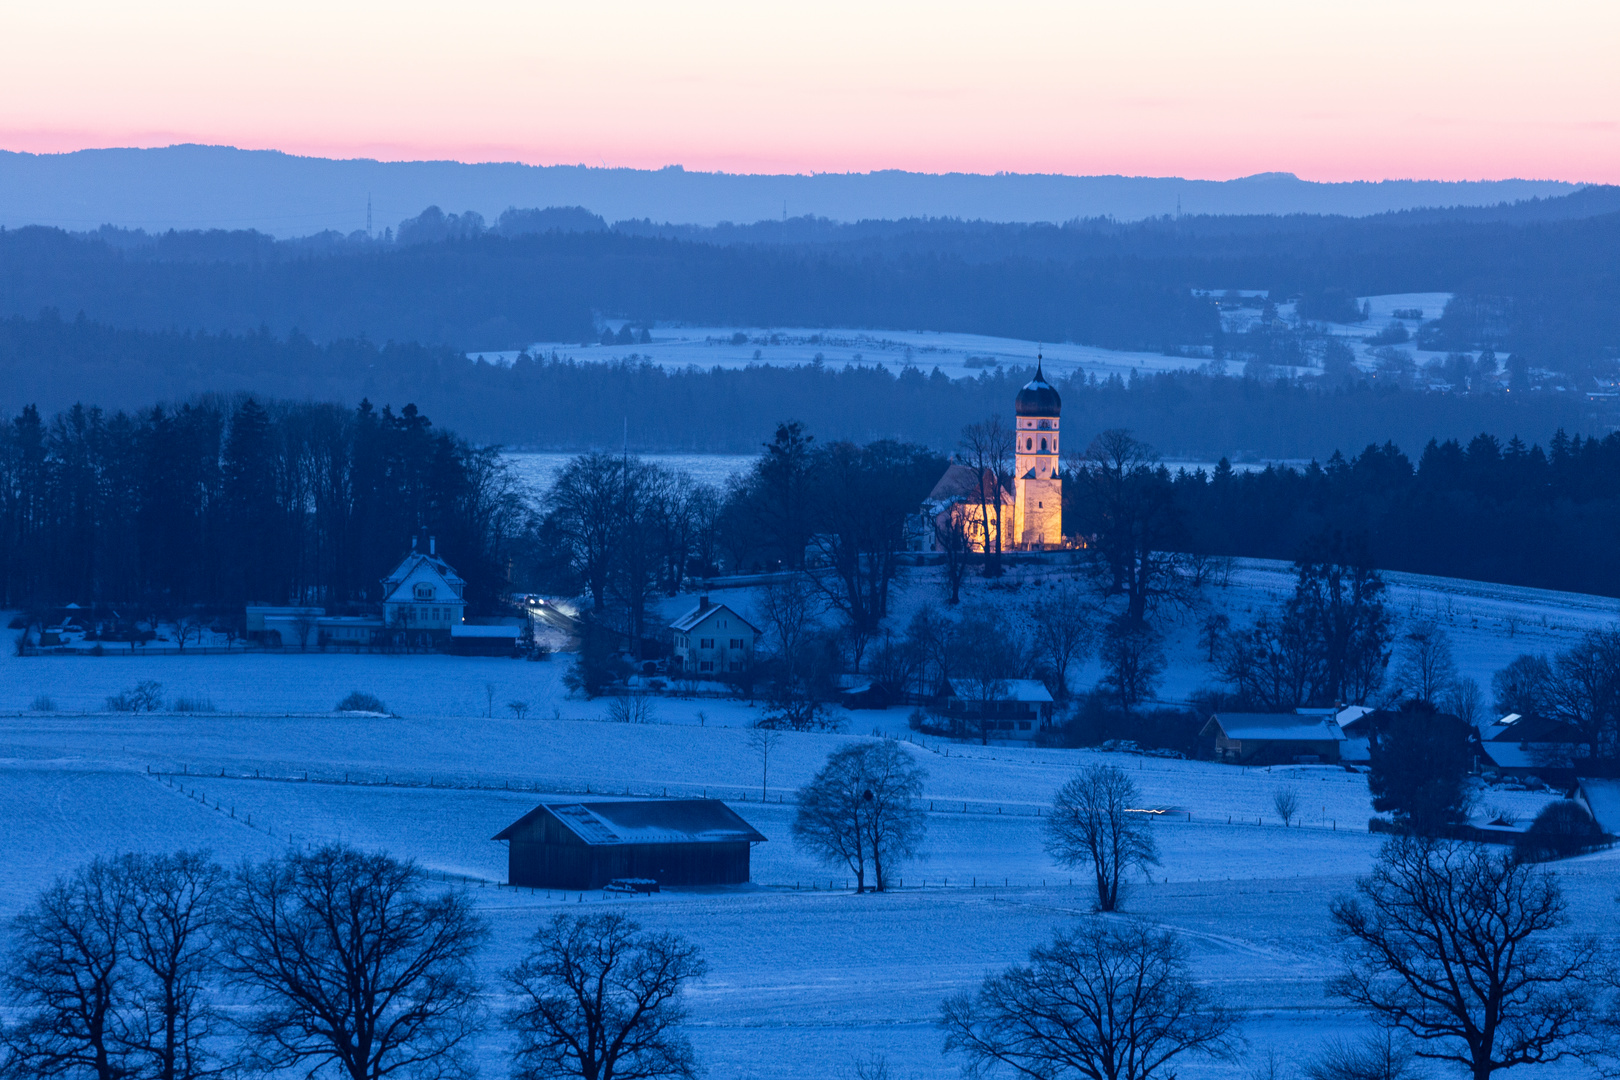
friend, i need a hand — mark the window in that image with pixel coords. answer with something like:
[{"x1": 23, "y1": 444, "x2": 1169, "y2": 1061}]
[
  {"x1": 1025, "y1": 437, "x2": 1033, "y2": 450},
  {"x1": 699, "y1": 660, "x2": 714, "y2": 672},
  {"x1": 414, "y1": 583, "x2": 434, "y2": 600},
  {"x1": 1019, "y1": 721, "x2": 1032, "y2": 731},
  {"x1": 729, "y1": 661, "x2": 743, "y2": 672},
  {"x1": 700, "y1": 638, "x2": 714, "y2": 649},
  {"x1": 1039, "y1": 438, "x2": 1047, "y2": 452},
  {"x1": 729, "y1": 638, "x2": 743, "y2": 649}
]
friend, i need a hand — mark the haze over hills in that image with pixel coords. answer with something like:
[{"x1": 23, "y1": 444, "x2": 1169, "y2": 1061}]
[{"x1": 0, "y1": 144, "x2": 1583, "y2": 236}]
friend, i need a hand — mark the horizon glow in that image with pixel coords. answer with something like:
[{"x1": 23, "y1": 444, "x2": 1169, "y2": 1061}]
[{"x1": 1, "y1": 1, "x2": 1616, "y2": 183}]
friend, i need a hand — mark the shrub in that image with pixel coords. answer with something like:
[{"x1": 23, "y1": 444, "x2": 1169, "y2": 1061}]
[
  {"x1": 171, "y1": 696, "x2": 216, "y2": 713},
  {"x1": 1516, "y1": 800, "x2": 1607, "y2": 862},
  {"x1": 336, "y1": 691, "x2": 388, "y2": 714},
  {"x1": 29, "y1": 695, "x2": 55, "y2": 712},
  {"x1": 106, "y1": 681, "x2": 164, "y2": 712}
]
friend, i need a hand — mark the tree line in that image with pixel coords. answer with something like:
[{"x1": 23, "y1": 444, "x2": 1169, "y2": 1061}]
[
  {"x1": 0, "y1": 311, "x2": 1602, "y2": 458},
  {"x1": 0, "y1": 396, "x2": 525, "y2": 612}
]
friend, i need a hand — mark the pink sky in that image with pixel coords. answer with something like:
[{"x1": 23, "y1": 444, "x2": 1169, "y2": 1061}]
[{"x1": 3, "y1": 1, "x2": 1616, "y2": 181}]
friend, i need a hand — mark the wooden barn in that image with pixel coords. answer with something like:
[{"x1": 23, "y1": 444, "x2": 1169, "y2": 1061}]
[{"x1": 493, "y1": 799, "x2": 766, "y2": 890}]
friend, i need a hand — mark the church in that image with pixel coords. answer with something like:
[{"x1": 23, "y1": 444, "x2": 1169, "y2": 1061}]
[{"x1": 926, "y1": 359, "x2": 1065, "y2": 551}]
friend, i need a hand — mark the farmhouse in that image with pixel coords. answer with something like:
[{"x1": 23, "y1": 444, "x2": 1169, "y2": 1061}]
[
  {"x1": 493, "y1": 798, "x2": 766, "y2": 889},
  {"x1": 380, "y1": 537, "x2": 468, "y2": 643},
  {"x1": 936, "y1": 677, "x2": 1056, "y2": 739},
  {"x1": 1201, "y1": 711, "x2": 1347, "y2": 764},
  {"x1": 1479, "y1": 712, "x2": 1588, "y2": 780},
  {"x1": 669, "y1": 596, "x2": 758, "y2": 676}
]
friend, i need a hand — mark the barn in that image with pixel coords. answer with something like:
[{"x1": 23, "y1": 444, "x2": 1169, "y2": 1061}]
[{"x1": 492, "y1": 798, "x2": 767, "y2": 890}]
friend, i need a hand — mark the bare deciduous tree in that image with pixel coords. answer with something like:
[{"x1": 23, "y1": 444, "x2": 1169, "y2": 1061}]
[
  {"x1": 220, "y1": 845, "x2": 486, "y2": 1080},
  {"x1": 746, "y1": 726, "x2": 783, "y2": 801},
  {"x1": 3, "y1": 859, "x2": 131, "y2": 1080},
  {"x1": 1044, "y1": 765, "x2": 1160, "y2": 912},
  {"x1": 959, "y1": 417, "x2": 1014, "y2": 577},
  {"x1": 504, "y1": 913, "x2": 705, "y2": 1080},
  {"x1": 1329, "y1": 838, "x2": 1597, "y2": 1080},
  {"x1": 1303, "y1": 1032, "x2": 1418, "y2": 1080},
  {"x1": 1390, "y1": 619, "x2": 1457, "y2": 706},
  {"x1": 793, "y1": 741, "x2": 927, "y2": 892},
  {"x1": 940, "y1": 921, "x2": 1239, "y2": 1080},
  {"x1": 119, "y1": 852, "x2": 228, "y2": 1080},
  {"x1": 606, "y1": 695, "x2": 656, "y2": 725},
  {"x1": 1272, "y1": 786, "x2": 1300, "y2": 827},
  {"x1": 1026, "y1": 581, "x2": 1092, "y2": 699}
]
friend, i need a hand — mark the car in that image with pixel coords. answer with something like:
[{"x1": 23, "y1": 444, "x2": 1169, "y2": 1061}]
[{"x1": 604, "y1": 878, "x2": 660, "y2": 895}]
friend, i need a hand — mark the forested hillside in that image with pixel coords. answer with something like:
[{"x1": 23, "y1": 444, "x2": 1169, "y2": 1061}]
[
  {"x1": 0, "y1": 313, "x2": 1603, "y2": 455},
  {"x1": 1, "y1": 188, "x2": 1618, "y2": 369}
]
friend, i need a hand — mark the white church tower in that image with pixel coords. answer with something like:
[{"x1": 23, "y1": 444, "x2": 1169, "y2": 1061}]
[{"x1": 1012, "y1": 355, "x2": 1062, "y2": 548}]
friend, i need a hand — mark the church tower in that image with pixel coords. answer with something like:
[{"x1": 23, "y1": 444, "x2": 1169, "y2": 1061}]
[{"x1": 1012, "y1": 355, "x2": 1062, "y2": 548}]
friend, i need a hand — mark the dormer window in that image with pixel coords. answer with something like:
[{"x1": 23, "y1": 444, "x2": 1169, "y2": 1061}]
[{"x1": 414, "y1": 583, "x2": 434, "y2": 600}]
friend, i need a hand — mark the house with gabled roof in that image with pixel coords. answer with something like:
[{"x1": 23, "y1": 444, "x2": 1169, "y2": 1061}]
[
  {"x1": 493, "y1": 798, "x2": 766, "y2": 889},
  {"x1": 381, "y1": 536, "x2": 467, "y2": 643},
  {"x1": 669, "y1": 595, "x2": 759, "y2": 677}
]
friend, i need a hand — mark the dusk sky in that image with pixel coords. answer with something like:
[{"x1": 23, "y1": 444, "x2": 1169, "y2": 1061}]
[{"x1": 3, "y1": 0, "x2": 1616, "y2": 181}]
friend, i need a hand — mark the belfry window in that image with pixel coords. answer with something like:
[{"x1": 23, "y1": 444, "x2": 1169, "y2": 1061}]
[{"x1": 1039, "y1": 438, "x2": 1047, "y2": 452}]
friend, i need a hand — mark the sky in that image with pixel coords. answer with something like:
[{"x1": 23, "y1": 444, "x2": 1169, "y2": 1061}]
[{"x1": 2, "y1": 0, "x2": 1616, "y2": 182}]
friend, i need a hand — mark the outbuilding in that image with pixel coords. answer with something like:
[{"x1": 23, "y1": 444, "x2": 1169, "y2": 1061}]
[
  {"x1": 493, "y1": 798, "x2": 766, "y2": 890},
  {"x1": 1201, "y1": 712, "x2": 1347, "y2": 764}
]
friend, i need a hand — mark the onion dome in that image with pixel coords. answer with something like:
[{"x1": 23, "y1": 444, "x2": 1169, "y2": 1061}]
[{"x1": 1015, "y1": 354, "x2": 1061, "y2": 416}]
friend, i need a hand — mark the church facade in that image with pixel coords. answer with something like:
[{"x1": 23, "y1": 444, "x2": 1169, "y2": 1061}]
[{"x1": 926, "y1": 360, "x2": 1065, "y2": 552}]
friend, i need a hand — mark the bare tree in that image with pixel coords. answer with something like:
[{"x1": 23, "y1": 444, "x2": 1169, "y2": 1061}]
[
  {"x1": 293, "y1": 613, "x2": 318, "y2": 651},
  {"x1": 2, "y1": 859, "x2": 131, "y2": 1080},
  {"x1": 1329, "y1": 838, "x2": 1597, "y2": 1080},
  {"x1": 1390, "y1": 619, "x2": 1457, "y2": 706},
  {"x1": 759, "y1": 575, "x2": 820, "y2": 691},
  {"x1": 1272, "y1": 786, "x2": 1300, "y2": 827},
  {"x1": 118, "y1": 852, "x2": 228, "y2": 1080},
  {"x1": 952, "y1": 606, "x2": 1024, "y2": 743},
  {"x1": 504, "y1": 913, "x2": 705, "y2": 1080},
  {"x1": 220, "y1": 845, "x2": 486, "y2": 1080},
  {"x1": 932, "y1": 501, "x2": 974, "y2": 605},
  {"x1": 940, "y1": 921, "x2": 1239, "y2": 1080},
  {"x1": 959, "y1": 417, "x2": 1014, "y2": 575},
  {"x1": 1097, "y1": 616, "x2": 1166, "y2": 713},
  {"x1": 1026, "y1": 581, "x2": 1092, "y2": 698},
  {"x1": 1070, "y1": 430, "x2": 1189, "y2": 624},
  {"x1": 606, "y1": 695, "x2": 656, "y2": 725},
  {"x1": 793, "y1": 741, "x2": 927, "y2": 892},
  {"x1": 1044, "y1": 765, "x2": 1160, "y2": 912},
  {"x1": 746, "y1": 726, "x2": 784, "y2": 801},
  {"x1": 508, "y1": 700, "x2": 530, "y2": 719},
  {"x1": 1303, "y1": 1032, "x2": 1417, "y2": 1080}
]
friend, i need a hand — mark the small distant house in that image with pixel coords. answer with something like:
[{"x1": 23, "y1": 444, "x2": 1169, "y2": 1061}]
[
  {"x1": 1201, "y1": 712, "x2": 1347, "y2": 764},
  {"x1": 451, "y1": 617, "x2": 526, "y2": 656},
  {"x1": 669, "y1": 596, "x2": 758, "y2": 676},
  {"x1": 937, "y1": 678, "x2": 1056, "y2": 739},
  {"x1": 381, "y1": 537, "x2": 468, "y2": 643},
  {"x1": 493, "y1": 799, "x2": 767, "y2": 890},
  {"x1": 1479, "y1": 712, "x2": 1588, "y2": 780}
]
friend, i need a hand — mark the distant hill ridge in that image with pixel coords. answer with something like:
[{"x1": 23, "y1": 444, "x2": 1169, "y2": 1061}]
[{"x1": 0, "y1": 144, "x2": 1585, "y2": 237}]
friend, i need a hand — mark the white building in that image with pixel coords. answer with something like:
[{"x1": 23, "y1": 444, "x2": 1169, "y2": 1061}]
[
  {"x1": 380, "y1": 537, "x2": 468, "y2": 640},
  {"x1": 669, "y1": 597, "x2": 759, "y2": 677}
]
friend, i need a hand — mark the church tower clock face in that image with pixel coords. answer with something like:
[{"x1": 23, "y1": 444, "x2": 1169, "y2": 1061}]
[{"x1": 1012, "y1": 355, "x2": 1063, "y2": 549}]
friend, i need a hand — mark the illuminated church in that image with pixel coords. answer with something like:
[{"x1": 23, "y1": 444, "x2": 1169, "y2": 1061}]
[{"x1": 927, "y1": 358, "x2": 1064, "y2": 551}]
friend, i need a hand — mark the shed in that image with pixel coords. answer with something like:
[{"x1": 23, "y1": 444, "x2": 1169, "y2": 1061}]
[
  {"x1": 1201, "y1": 712, "x2": 1347, "y2": 764},
  {"x1": 493, "y1": 798, "x2": 766, "y2": 890}
]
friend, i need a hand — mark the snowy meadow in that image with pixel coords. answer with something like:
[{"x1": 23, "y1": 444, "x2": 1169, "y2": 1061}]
[{"x1": 3, "y1": 558, "x2": 1618, "y2": 1078}]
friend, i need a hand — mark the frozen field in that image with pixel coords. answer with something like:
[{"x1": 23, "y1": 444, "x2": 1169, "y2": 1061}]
[{"x1": 5, "y1": 556, "x2": 1619, "y2": 1078}]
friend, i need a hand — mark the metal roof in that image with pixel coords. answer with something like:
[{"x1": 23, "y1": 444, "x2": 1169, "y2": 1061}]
[
  {"x1": 1201, "y1": 712, "x2": 1347, "y2": 742},
  {"x1": 493, "y1": 798, "x2": 767, "y2": 846}
]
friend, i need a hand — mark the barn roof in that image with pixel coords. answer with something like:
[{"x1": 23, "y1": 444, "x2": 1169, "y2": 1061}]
[
  {"x1": 493, "y1": 798, "x2": 767, "y2": 846},
  {"x1": 1200, "y1": 713, "x2": 1347, "y2": 742}
]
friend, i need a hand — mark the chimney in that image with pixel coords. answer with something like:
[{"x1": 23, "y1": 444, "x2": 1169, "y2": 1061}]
[
  {"x1": 698, "y1": 595, "x2": 710, "y2": 612},
  {"x1": 430, "y1": 536, "x2": 437, "y2": 556},
  {"x1": 411, "y1": 535, "x2": 417, "y2": 551}
]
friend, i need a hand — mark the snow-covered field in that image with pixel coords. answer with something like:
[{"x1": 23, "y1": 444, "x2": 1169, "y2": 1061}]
[{"x1": 5, "y1": 557, "x2": 1618, "y2": 1078}]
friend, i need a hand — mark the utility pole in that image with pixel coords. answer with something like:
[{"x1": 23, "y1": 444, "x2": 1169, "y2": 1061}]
[{"x1": 366, "y1": 194, "x2": 372, "y2": 236}]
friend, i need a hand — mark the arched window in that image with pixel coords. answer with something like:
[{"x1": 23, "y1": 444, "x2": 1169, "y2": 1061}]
[
  {"x1": 1026, "y1": 437, "x2": 1033, "y2": 450},
  {"x1": 1039, "y1": 438, "x2": 1048, "y2": 452}
]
